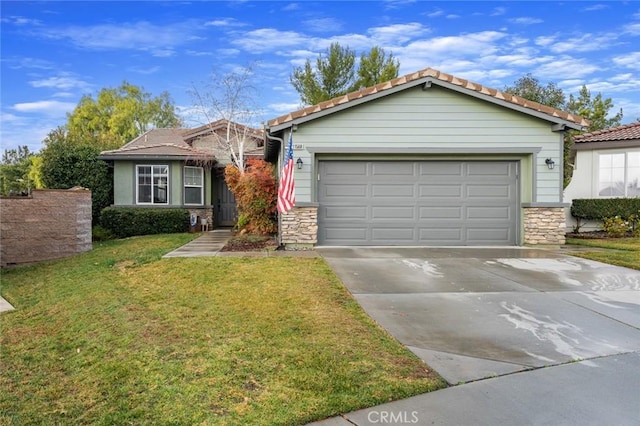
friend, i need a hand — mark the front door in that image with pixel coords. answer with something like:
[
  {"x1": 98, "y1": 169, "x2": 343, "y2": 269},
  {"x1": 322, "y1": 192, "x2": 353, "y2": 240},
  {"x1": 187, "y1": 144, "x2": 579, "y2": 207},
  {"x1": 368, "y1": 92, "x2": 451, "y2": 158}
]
[{"x1": 216, "y1": 178, "x2": 237, "y2": 227}]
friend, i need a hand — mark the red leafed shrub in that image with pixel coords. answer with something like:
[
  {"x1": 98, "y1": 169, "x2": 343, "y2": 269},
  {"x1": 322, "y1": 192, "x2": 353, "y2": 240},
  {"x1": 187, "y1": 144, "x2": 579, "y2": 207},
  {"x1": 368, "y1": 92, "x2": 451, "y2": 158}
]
[{"x1": 225, "y1": 159, "x2": 277, "y2": 235}]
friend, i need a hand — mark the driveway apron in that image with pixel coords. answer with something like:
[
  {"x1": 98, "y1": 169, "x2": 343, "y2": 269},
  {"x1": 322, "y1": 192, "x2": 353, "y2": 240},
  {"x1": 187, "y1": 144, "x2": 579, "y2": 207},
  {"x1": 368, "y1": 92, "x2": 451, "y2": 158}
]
[{"x1": 318, "y1": 247, "x2": 640, "y2": 385}]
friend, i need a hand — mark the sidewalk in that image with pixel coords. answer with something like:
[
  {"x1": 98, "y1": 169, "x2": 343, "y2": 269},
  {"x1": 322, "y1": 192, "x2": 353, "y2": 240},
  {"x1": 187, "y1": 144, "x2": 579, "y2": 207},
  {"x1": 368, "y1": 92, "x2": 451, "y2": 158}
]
[{"x1": 162, "y1": 229, "x2": 233, "y2": 258}]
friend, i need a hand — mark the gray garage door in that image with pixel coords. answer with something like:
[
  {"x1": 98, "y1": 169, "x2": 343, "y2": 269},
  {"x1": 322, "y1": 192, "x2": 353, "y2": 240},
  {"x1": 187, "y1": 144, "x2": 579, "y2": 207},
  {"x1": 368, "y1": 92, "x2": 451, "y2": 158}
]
[{"x1": 318, "y1": 160, "x2": 518, "y2": 246}]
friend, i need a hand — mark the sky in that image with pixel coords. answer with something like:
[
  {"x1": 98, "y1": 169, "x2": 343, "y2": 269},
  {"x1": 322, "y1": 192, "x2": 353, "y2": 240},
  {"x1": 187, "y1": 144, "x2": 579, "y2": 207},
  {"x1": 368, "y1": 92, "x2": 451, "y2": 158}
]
[{"x1": 1, "y1": 0, "x2": 639, "y2": 154}]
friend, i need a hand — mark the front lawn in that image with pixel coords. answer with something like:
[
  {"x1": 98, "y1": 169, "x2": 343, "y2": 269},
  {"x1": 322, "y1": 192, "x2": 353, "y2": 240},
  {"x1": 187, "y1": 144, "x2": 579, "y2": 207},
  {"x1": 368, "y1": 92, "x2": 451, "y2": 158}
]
[
  {"x1": 565, "y1": 237, "x2": 640, "y2": 270},
  {"x1": 0, "y1": 234, "x2": 444, "y2": 425}
]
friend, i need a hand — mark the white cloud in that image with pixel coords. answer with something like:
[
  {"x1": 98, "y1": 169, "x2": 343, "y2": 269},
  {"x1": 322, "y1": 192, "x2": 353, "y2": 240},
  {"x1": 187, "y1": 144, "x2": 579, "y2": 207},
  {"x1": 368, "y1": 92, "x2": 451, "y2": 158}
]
[
  {"x1": 613, "y1": 52, "x2": 640, "y2": 70},
  {"x1": 12, "y1": 100, "x2": 76, "y2": 115},
  {"x1": 624, "y1": 22, "x2": 640, "y2": 35},
  {"x1": 534, "y1": 57, "x2": 599, "y2": 79},
  {"x1": 38, "y1": 20, "x2": 203, "y2": 56},
  {"x1": 231, "y1": 28, "x2": 308, "y2": 53},
  {"x1": 127, "y1": 66, "x2": 160, "y2": 75},
  {"x1": 490, "y1": 7, "x2": 507, "y2": 16},
  {"x1": 582, "y1": 4, "x2": 608, "y2": 12},
  {"x1": 546, "y1": 32, "x2": 619, "y2": 53},
  {"x1": 368, "y1": 23, "x2": 429, "y2": 45},
  {"x1": 509, "y1": 17, "x2": 543, "y2": 25},
  {"x1": 303, "y1": 17, "x2": 343, "y2": 33},
  {"x1": 205, "y1": 18, "x2": 246, "y2": 27},
  {"x1": 425, "y1": 9, "x2": 444, "y2": 18},
  {"x1": 1, "y1": 16, "x2": 42, "y2": 26},
  {"x1": 29, "y1": 73, "x2": 92, "y2": 91},
  {"x1": 6, "y1": 57, "x2": 54, "y2": 70}
]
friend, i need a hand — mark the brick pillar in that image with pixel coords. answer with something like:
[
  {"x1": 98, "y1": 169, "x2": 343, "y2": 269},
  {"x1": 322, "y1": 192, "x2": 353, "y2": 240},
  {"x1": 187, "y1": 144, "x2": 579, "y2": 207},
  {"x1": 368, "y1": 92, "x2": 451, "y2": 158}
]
[
  {"x1": 280, "y1": 206, "x2": 318, "y2": 248},
  {"x1": 523, "y1": 206, "x2": 566, "y2": 245}
]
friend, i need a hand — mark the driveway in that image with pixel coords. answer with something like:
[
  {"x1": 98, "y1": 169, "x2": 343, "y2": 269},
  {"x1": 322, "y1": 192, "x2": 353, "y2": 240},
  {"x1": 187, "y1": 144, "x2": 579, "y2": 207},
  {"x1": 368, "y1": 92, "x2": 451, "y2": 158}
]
[{"x1": 318, "y1": 247, "x2": 640, "y2": 385}]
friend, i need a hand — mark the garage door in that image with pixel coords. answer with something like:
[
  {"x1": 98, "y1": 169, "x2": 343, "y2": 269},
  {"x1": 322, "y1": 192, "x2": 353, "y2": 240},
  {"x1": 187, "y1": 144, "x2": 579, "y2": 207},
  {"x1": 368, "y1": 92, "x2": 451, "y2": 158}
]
[{"x1": 318, "y1": 160, "x2": 518, "y2": 246}]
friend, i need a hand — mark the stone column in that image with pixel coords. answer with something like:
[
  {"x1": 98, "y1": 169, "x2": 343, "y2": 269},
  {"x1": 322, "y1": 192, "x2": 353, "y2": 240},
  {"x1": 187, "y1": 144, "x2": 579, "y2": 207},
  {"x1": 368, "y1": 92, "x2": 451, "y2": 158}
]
[
  {"x1": 280, "y1": 206, "x2": 318, "y2": 249},
  {"x1": 523, "y1": 206, "x2": 567, "y2": 245}
]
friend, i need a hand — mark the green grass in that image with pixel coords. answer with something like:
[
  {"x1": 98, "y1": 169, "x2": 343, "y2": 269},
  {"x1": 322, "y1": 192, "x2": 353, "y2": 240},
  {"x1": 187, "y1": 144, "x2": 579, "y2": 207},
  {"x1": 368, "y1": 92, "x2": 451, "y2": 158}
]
[
  {"x1": 1, "y1": 234, "x2": 445, "y2": 425},
  {"x1": 565, "y1": 237, "x2": 640, "y2": 270}
]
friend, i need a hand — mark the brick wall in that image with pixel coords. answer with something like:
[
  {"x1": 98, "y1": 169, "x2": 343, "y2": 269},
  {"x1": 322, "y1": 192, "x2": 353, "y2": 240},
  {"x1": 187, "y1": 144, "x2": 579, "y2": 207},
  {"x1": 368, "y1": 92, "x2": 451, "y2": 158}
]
[
  {"x1": 1, "y1": 188, "x2": 92, "y2": 267},
  {"x1": 523, "y1": 206, "x2": 566, "y2": 245}
]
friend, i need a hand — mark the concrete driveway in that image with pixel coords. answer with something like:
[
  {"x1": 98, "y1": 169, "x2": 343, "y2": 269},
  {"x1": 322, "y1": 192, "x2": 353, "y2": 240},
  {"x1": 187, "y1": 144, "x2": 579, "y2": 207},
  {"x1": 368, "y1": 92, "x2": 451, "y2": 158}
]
[{"x1": 318, "y1": 247, "x2": 640, "y2": 386}]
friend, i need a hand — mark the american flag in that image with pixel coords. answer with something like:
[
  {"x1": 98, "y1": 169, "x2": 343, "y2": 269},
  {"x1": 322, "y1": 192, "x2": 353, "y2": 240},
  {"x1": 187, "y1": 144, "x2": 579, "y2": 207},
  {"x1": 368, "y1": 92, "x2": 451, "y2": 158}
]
[{"x1": 277, "y1": 132, "x2": 296, "y2": 213}]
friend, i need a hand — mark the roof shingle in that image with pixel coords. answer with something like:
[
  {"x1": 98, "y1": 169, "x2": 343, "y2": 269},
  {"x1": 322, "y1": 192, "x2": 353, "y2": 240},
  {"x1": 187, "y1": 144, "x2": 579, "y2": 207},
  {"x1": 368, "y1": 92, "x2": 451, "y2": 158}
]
[{"x1": 574, "y1": 121, "x2": 640, "y2": 143}]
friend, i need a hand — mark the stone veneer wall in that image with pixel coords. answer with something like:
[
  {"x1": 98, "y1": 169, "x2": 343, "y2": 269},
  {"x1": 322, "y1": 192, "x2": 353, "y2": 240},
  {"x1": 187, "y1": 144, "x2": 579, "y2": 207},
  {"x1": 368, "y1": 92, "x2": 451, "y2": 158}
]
[
  {"x1": 281, "y1": 206, "x2": 318, "y2": 247},
  {"x1": 523, "y1": 206, "x2": 566, "y2": 245},
  {"x1": 1, "y1": 189, "x2": 92, "y2": 267}
]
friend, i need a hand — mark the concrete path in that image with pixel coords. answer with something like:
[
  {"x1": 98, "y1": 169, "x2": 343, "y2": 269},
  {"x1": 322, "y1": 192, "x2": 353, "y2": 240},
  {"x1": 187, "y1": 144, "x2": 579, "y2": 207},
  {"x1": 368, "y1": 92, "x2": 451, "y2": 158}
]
[
  {"x1": 0, "y1": 296, "x2": 15, "y2": 313},
  {"x1": 162, "y1": 229, "x2": 233, "y2": 258},
  {"x1": 312, "y1": 247, "x2": 640, "y2": 425}
]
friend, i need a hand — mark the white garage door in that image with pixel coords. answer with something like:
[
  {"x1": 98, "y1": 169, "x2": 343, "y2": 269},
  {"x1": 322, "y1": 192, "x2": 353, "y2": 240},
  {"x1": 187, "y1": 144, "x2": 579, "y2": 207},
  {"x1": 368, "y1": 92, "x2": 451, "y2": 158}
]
[{"x1": 317, "y1": 160, "x2": 518, "y2": 245}]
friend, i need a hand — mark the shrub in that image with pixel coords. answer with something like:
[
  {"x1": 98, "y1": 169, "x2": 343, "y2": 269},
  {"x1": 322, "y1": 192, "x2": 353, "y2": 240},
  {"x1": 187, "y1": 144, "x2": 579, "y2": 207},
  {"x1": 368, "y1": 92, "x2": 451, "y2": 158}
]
[
  {"x1": 602, "y1": 216, "x2": 630, "y2": 238},
  {"x1": 92, "y1": 225, "x2": 115, "y2": 241},
  {"x1": 100, "y1": 207, "x2": 190, "y2": 238},
  {"x1": 225, "y1": 159, "x2": 277, "y2": 235},
  {"x1": 571, "y1": 198, "x2": 640, "y2": 232}
]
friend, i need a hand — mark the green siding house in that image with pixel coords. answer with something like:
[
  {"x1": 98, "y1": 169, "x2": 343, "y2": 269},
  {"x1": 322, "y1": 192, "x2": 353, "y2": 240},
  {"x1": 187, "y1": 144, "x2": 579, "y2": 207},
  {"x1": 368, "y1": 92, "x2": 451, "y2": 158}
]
[
  {"x1": 99, "y1": 120, "x2": 263, "y2": 228},
  {"x1": 265, "y1": 67, "x2": 589, "y2": 247}
]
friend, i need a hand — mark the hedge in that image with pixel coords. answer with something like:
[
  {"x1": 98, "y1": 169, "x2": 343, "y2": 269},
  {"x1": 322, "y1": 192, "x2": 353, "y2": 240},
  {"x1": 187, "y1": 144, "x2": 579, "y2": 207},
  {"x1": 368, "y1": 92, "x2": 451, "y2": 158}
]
[
  {"x1": 571, "y1": 198, "x2": 640, "y2": 231},
  {"x1": 100, "y1": 207, "x2": 190, "y2": 238}
]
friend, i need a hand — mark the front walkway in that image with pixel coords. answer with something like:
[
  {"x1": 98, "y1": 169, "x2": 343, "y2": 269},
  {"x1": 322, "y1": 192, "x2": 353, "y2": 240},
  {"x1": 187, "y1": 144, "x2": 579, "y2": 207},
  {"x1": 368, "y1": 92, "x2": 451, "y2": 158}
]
[{"x1": 162, "y1": 229, "x2": 233, "y2": 258}]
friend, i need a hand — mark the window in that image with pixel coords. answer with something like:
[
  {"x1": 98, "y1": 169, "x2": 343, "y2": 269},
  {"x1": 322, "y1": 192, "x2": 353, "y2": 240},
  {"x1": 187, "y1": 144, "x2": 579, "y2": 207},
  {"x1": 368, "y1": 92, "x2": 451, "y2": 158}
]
[
  {"x1": 137, "y1": 165, "x2": 169, "y2": 204},
  {"x1": 598, "y1": 152, "x2": 640, "y2": 197},
  {"x1": 184, "y1": 166, "x2": 204, "y2": 205}
]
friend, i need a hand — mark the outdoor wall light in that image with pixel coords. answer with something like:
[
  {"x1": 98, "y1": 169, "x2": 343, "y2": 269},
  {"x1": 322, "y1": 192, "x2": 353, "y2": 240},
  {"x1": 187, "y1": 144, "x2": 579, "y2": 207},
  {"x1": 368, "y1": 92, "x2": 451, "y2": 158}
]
[
  {"x1": 296, "y1": 158, "x2": 303, "y2": 169},
  {"x1": 545, "y1": 158, "x2": 555, "y2": 170}
]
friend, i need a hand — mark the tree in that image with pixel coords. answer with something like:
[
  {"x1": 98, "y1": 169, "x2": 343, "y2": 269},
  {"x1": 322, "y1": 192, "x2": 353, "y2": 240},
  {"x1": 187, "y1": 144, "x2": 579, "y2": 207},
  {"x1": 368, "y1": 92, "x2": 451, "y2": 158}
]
[
  {"x1": 224, "y1": 159, "x2": 277, "y2": 235},
  {"x1": 504, "y1": 74, "x2": 624, "y2": 188},
  {"x1": 65, "y1": 81, "x2": 183, "y2": 151},
  {"x1": 566, "y1": 85, "x2": 623, "y2": 132},
  {"x1": 503, "y1": 73, "x2": 566, "y2": 110},
  {"x1": 354, "y1": 46, "x2": 400, "y2": 91},
  {"x1": 290, "y1": 43, "x2": 400, "y2": 105},
  {"x1": 0, "y1": 146, "x2": 35, "y2": 195},
  {"x1": 40, "y1": 132, "x2": 112, "y2": 225},
  {"x1": 189, "y1": 64, "x2": 261, "y2": 174}
]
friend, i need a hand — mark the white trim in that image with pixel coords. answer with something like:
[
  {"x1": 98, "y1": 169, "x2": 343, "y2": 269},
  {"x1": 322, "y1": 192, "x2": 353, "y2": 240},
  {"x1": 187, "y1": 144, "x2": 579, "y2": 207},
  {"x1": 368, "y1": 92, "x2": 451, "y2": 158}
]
[{"x1": 136, "y1": 164, "x2": 169, "y2": 205}]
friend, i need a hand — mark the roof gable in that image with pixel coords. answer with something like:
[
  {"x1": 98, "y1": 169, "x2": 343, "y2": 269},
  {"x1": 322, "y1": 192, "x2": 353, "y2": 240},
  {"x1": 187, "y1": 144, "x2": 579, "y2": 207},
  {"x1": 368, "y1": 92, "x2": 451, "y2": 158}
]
[{"x1": 268, "y1": 67, "x2": 589, "y2": 131}]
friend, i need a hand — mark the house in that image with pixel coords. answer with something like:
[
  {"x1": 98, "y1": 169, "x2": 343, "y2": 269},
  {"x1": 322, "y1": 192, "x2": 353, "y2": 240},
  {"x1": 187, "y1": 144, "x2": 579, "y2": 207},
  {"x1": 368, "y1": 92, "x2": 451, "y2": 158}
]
[
  {"x1": 265, "y1": 67, "x2": 588, "y2": 247},
  {"x1": 99, "y1": 120, "x2": 264, "y2": 228},
  {"x1": 564, "y1": 122, "x2": 640, "y2": 231}
]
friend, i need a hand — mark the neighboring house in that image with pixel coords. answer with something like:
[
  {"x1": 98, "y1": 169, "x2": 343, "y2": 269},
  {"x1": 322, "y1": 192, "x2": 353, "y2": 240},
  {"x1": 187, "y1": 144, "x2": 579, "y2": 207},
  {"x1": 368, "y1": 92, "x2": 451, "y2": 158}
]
[
  {"x1": 99, "y1": 120, "x2": 264, "y2": 228},
  {"x1": 265, "y1": 67, "x2": 588, "y2": 247},
  {"x1": 564, "y1": 122, "x2": 640, "y2": 232}
]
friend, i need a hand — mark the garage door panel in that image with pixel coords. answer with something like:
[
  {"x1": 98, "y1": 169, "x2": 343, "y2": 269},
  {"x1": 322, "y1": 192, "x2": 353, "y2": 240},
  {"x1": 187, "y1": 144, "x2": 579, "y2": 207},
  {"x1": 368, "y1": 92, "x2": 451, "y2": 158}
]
[
  {"x1": 467, "y1": 228, "x2": 512, "y2": 244},
  {"x1": 371, "y1": 228, "x2": 415, "y2": 243},
  {"x1": 323, "y1": 184, "x2": 368, "y2": 197},
  {"x1": 323, "y1": 206, "x2": 368, "y2": 220},
  {"x1": 419, "y1": 228, "x2": 463, "y2": 242},
  {"x1": 324, "y1": 161, "x2": 367, "y2": 176},
  {"x1": 466, "y1": 162, "x2": 512, "y2": 176},
  {"x1": 372, "y1": 162, "x2": 414, "y2": 175},
  {"x1": 467, "y1": 206, "x2": 512, "y2": 219},
  {"x1": 467, "y1": 184, "x2": 511, "y2": 198},
  {"x1": 419, "y1": 185, "x2": 463, "y2": 197},
  {"x1": 319, "y1": 161, "x2": 517, "y2": 246},
  {"x1": 419, "y1": 206, "x2": 462, "y2": 219},
  {"x1": 419, "y1": 163, "x2": 463, "y2": 176},
  {"x1": 372, "y1": 206, "x2": 415, "y2": 219},
  {"x1": 372, "y1": 184, "x2": 415, "y2": 197}
]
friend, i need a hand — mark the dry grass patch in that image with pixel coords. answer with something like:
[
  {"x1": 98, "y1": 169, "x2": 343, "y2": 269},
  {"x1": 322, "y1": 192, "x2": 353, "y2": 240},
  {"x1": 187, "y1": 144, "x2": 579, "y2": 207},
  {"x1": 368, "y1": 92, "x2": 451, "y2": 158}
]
[{"x1": 1, "y1": 234, "x2": 445, "y2": 425}]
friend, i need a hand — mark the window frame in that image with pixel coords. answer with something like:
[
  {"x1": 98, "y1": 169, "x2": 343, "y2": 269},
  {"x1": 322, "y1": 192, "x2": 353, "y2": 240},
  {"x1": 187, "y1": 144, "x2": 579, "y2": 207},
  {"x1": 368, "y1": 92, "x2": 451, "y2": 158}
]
[
  {"x1": 136, "y1": 164, "x2": 170, "y2": 205},
  {"x1": 183, "y1": 166, "x2": 204, "y2": 206},
  {"x1": 597, "y1": 150, "x2": 640, "y2": 198}
]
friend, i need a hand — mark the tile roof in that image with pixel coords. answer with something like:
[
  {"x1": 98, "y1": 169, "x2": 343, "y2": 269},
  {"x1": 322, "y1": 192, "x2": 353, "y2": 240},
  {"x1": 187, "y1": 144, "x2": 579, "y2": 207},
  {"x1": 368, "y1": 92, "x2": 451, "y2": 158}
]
[
  {"x1": 268, "y1": 67, "x2": 589, "y2": 129},
  {"x1": 100, "y1": 128, "x2": 214, "y2": 160},
  {"x1": 184, "y1": 119, "x2": 263, "y2": 140},
  {"x1": 574, "y1": 121, "x2": 640, "y2": 143}
]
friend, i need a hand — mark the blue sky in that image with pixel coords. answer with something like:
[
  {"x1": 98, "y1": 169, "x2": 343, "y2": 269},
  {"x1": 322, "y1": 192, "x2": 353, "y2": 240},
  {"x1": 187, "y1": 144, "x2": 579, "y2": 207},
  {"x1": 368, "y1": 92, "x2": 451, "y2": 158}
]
[{"x1": 2, "y1": 1, "x2": 639, "y2": 154}]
